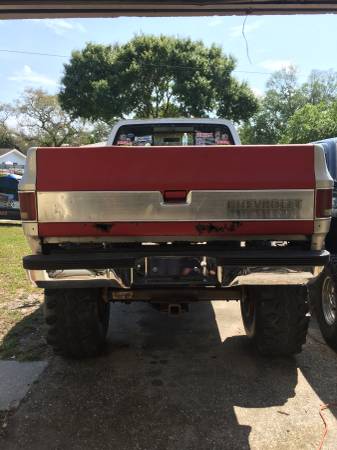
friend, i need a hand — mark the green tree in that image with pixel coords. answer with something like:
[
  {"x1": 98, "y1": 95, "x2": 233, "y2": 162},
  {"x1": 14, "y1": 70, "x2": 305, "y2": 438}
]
[
  {"x1": 300, "y1": 70, "x2": 337, "y2": 105},
  {"x1": 241, "y1": 67, "x2": 337, "y2": 144},
  {"x1": 281, "y1": 101, "x2": 337, "y2": 143},
  {"x1": 59, "y1": 35, "x2": 258, "y2": 122},
  {"x1": 83, "y1": 120, "x2": 112, "y2": 145},
  {"x1": 0, "y1": 103, "x2": 16, "y2": 148},
  {"x1": 240, "y1": 66, "x2": 305, "y2": 144},
  {"x1": 16, "y1": 88, "x2": 93, "y2": 147},
  {"x1": 240, "y1": 105, "x2": 282, "y2": 145}
]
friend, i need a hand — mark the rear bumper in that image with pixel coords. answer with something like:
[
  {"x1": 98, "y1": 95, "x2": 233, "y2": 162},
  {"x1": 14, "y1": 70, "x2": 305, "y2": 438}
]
[
  {"x1": 23, "y1": 248, "x2": 330, "y2": 271},
  {"x1": 27, "y1": 268, "x2": 321, "y2": 290}
]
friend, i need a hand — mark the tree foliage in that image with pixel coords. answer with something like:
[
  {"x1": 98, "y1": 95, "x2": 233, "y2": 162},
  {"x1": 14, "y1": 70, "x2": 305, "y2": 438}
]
[
  {"x1": 59, "y1": 35, "x2": 258, "y2": 122},
  {"x1": 281, "y1": 101, "x2": 337, "y2": 143},
  {"x1": 241, "y1": 67, "x2": 337, "y2": 144},
  {"x1": 0, "y1": 103, "x2": 16, "y2": 148},
  {"x1": 16, "y1": 88, "x2": 89, "y2": 147},
  {"x1": 300, "y1": 70, "x2": 337, "y2": 105},
  {"x1": 0, "y1": 89, "x2": 110, "y2": 153},
  {"x1": 240, "y1": 67, "x2": 305, "y2": 144}
]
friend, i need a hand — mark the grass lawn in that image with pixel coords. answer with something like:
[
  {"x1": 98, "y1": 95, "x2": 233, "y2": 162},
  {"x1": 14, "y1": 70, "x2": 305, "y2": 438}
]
[{"x1": 0, "y1": 225, "x2": 48, "y2": 360}]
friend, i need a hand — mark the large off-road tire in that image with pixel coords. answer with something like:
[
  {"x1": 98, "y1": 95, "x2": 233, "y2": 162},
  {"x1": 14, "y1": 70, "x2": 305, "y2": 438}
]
[
  {"x1": 44, "y1": 288, "x2": 110, "y2": 359},
  {"x1": 309, "y1": 257, "x2": 337, "y2": 351},
  {"x1": 240, "y1": 285, "x2": 309, "y2": 356}
]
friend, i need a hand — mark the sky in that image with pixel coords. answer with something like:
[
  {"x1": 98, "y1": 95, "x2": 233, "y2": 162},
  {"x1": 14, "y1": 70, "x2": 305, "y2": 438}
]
[{"x1": 0, "y1": 14, "x2": 337, "y2": 104}]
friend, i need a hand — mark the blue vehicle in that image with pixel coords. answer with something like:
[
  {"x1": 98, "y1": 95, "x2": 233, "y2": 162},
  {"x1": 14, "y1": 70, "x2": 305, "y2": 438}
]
[
  {"x1": 0, "y1": 174, "x2": 21, "y2": 220},
  {"x1": 311, "y1": 138, "x2": 337, "y2": 350}
]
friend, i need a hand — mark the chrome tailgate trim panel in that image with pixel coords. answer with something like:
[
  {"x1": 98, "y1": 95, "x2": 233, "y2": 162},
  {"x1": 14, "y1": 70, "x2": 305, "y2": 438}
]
[{"x1": 37, "y1": 189, "x2": 314, "y2": 222}]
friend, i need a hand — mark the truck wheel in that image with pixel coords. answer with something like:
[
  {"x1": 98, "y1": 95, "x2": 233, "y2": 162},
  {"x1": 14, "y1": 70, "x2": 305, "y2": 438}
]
[
  {"x1": 310, "y1": 258, "x2": 337, "y2": 351},
  {"x1": 240, "y1": 286, "x2": 309, "y2": 356},
  {"x1": 44, "y1": 288, "x2": 110, "y2": 359}
]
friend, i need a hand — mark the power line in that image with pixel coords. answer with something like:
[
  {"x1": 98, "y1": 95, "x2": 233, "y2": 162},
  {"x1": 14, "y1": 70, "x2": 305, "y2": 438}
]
[
  {"x1": 234, "y1": 70, "x2": 271, "y2": 75},
  {"x1": 0, "y1": 48, "x2": 68, "y2": 58},
  {"x1": 0, "y1": 48, "x2": 272, "y2": 76}
]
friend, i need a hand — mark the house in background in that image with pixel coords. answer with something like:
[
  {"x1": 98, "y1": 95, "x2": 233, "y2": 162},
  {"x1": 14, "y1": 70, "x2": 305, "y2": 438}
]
[{"x1": 0, "y1": 149, "x2": 26, "y2": 174}]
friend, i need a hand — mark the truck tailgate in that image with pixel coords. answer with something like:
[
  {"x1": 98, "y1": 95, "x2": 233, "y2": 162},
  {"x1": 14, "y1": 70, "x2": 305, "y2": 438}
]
[{"x1": 35, "y1": 145, "x2": 316, "y2": 239}]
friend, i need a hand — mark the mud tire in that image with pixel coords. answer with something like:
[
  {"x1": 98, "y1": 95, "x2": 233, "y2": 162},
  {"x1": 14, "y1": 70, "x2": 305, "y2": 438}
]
[
  {"x1": 309, "y1": 256, "x2": 337, "y2": 351},
  {"x1": 241, "y1": 285, "x2": 309, "y2": 356},
  {"x1": 44, "y1": 288, "x2": 110, "y2": 359}
]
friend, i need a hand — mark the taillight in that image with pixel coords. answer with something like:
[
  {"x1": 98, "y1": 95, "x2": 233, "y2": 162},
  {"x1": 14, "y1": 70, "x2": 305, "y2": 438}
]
[
  {"x1": 315, "y1": 189, "x2": 333, "y2": 218},
  {"x1": 19, "y1": 192, "x2": 37, "y2": 221}
]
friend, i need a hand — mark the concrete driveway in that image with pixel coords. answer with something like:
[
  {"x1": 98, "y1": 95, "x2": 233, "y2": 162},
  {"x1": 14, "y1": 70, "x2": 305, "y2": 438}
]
[{"x1": 1, "y1": 301, "x2": 337, "y2": 450}]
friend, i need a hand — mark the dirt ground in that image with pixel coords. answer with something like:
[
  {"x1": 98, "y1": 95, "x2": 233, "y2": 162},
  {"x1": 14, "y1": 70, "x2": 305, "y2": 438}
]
[{"x1": 1, "y1": 300, "x2": 337, "y2": 450}]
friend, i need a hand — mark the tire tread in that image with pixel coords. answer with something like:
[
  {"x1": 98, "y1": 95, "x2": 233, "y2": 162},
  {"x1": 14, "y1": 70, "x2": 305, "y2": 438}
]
[
  {"x1": 245, "y1": 286, "x2": 309, "y2": 356},
  {"x1": 44, "y1": 288, "x2": 109, "y2": 359}
]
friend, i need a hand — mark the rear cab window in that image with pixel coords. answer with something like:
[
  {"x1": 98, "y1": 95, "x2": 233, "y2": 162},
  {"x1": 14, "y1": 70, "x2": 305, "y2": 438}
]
[{"x1": 113, "y1": 123, "x2": 234, "y2": 146}]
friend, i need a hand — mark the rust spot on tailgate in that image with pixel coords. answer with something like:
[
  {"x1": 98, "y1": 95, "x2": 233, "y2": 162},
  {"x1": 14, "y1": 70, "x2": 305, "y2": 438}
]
[{"x1": 196, "y1": 222, "x2": 242, "y2": 234}]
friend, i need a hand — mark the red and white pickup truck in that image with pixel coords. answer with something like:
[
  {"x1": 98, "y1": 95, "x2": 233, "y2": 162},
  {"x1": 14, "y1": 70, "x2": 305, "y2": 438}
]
[{"x1": 19, "y1": 118, "x2": 333, "y2": 358}]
